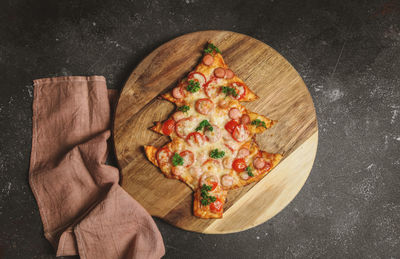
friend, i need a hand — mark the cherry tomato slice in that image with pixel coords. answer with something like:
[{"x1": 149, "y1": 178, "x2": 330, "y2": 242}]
[
  {"x1": 230, "y1": 82, "x2": 246, "y2": 100},
  {"x1": 232, "y1": 124, "x2": 249, "y2": 142},
  {"x1": 225, "y1": 120, "x2": 239, "y2": 134},
  {"x1": 195, "y1": 98, "x2": 214, "y2": 115},
  {"x1": 162, "y1": 119, "x2": 175, "y2": 135},
  {"x1": 179, "y1": 150, "x2": 195, "y2": 168},
  {"x1": 232, "y1": 158, "x2": 247, "y2": 172},
  {"x1": 156, "y1": 146, "x2": 172, "y2": 166},
  {"x1": 210, "y1": 198, "x2": 223, "y2": 212}
]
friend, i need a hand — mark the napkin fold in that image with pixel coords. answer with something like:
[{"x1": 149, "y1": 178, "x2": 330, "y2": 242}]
[{"x1": 29, "y1": 76, "x2": 165, "y2": 259}]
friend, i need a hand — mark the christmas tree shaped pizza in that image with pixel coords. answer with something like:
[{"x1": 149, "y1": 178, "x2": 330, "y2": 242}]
[{"x1": 145, "y1": 43, "x2": 283, "y2": 218}]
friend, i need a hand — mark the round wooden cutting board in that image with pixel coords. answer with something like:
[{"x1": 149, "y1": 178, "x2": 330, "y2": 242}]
[{"x1": 113, "y1": 31, "x2": 318, "y2": 233}]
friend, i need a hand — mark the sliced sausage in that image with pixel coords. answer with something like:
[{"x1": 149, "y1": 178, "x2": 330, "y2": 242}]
[
  {"x1": 253, "y1": 157, "x2": 266, "y2": 169},
  {"x1": 189, "y1": 166, "x2": 203, "y2": 179},
  {"x1": 225, "y1": 69, "x2": 234, "y2": 79},
  {"x1": 222, "y1": 157, "x2": 233, "y2": 169},
  {"x1": 172, "y1": 87, "x2": 184, "y2": 99},
  {"x1": 218, "y1": 99, "x2": 230, "y2": 109},
  {"x1": 195, "y1": 98, "x2": 214, "y2": 115},
  {"x1": 240, "y1": 114, "x2": 251, "y2": 125},
  {"x1": 240, "y1": 172, "x2": 249, "y2": 180},
  {"x1": 204, "y1": 124, "x2": 221, "y2": 143},
  {"x1": 172, "y1": 166, "x2": 184, "y2": 176},
  {"x1": 172, "y1": 111, "x2": 185, "y2": 122},
  {"x1": 229, "y1": 108, "x2": 241, "y2": 120},
  {"x1": 202, "y1": 54, "x2": 214, "y2": 66},
  {"x1": 237, "y1": 148, "x2": 250, "y2": 158},
  {"x1": 221, "y1": 174, "x2": 234, "y2": 187},
  {"x1": 214, "y1": 67, "x2": 226, "y2": 78}
]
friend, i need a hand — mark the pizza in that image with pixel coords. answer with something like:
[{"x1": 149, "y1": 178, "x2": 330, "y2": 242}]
[{"x1": 145, "y1": 42, "x2": 283, "y2": 219}]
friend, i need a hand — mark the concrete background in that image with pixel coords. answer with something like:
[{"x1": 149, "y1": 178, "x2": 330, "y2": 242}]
[{"x1": 0, "y1": 0, "x2": 399, "y2": 258}]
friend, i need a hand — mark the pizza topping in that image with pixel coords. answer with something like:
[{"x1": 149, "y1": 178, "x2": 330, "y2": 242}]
[
  {"x1": 240, "y1": 172, "x2": 250, "y2": 180},
  {"x1": 225, "y1": 120, "x2": 239, "y2": 134},
  {"x1": 253, "y1": 157, "x2": 266, "y2": 169},
  {"x1": 202, "y1": 54, "x2": 214, "y2": 66},
  {"x1": 156, "y1": 146, "x2": 172, "y2": 165},
  {"x1": 162, "y1": 119, "x2": 175, "y2": 135},
  {"x1": 204, "y1": 78, "x2": 221, "y2": 98},
  {"x1": 225, "y1": 69, "x2": 234, "y2": 79},
  {"x1": 240, "y1": 114, "x2": 251, "y2": 125},
  {"x1": 180, "y1": 150, "x2": 195, "y2": 167},
  {"x1": 204, "y1": 43, "x2": 221, "y2": 55},
  {"x1": 246, "y1": 166, "x2": 254, "y2": 177},
  {"x1": 222, "y1": 157, "x2": 233, "y2": 169},
  {"x1": 209, "y1": 149, "x2": 225, "y2": 159},
  {"x1": 172, "y1": 111, "x2": 185, "y2": 122},
  {"x1": 175, "y1": 117, "x2": 196, "y2": 138},
  {"x1": 172, "y1": 86, "x2": 184, "y2": 99},
  {"x1": 231, "y1": 82, "x2": 246, "y2": 100},
  {"x1": 232, "y1": 158, "x2": 247, "y2": 172},
  {"x1": 253, "y1": 157, "x2": 272, "y2": 170},
  {"x1": 187, "y1": 80, "x2": 201, "y2": 93},
  {"x1": 218, "y1": 99, "x2": 230, "y2": 109},
  {"x1": 228, "y1": 108, "x2": 242, "y2": 120},
  {"x1": 172, "y1": 166, "x2": 184, "y2": 176},
  {"x1": 188, "y1": 72, "x2": 206, "y2": 87},
  {"x1": 186, "y1": 132, "x2": 205, "y2": 147},
  {"x1": 195, "y1": 119, "x2": 213, "y2": 132},
  {"x1": 172, "y1": 153, "x2": 184, "y2": 166},
  {"x1": 221, "y1": 174, "x2": 234, "y2": 187},
  {"x1": 232, "y1": 124, "x2": 250, "y2": 142},
  {"x1": 177, "y1": 105, "x2": 190, "y2": 113},
  {"x1": 214, "y1": 67, "x2": 226, "y2": 78},
  {"x1": 200, "y1": 184, "x2": 217, "y2": 206},
  {"x1": 210, "y1": 198, "x2": 224, "y2": 212},
  {"x1": 200, "y1": 174, "x2": 219, "y2": 190},
  {"x1": 204, "y1": 124, "x2": 221, "y2": 143},
  {"x1": 237, "y1": 148, "x2": 250, "y2": 158},
  {"x1": 221, "y1": 86, "x2": 238, "y2": 98},
  {"x1": 195, "y1": 98, "x2": 214, "y2": 115},
  {"x1": 251, "y1": 119, "x2": 267, "y2": 128}
]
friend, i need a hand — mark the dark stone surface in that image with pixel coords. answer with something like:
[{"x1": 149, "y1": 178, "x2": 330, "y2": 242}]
[{"x1": 0, "y1": 0, "x2": 399, "y2": 258}]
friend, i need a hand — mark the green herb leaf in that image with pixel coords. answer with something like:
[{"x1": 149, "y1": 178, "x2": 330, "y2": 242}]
[
  {"x1": 187, "y1": 80, "x2": 200, "y2": 93},
  {"x1": 172, "y1": 153, "x2": 184, "y2": 166},
  {"x1": 246, "y1": 166, "x2": 254, "y2": 177},
  {"x1": 200, "y1": 184, "x2": 216, "y2": 206},
  {"x1": 204, "y1": 43, "x2": 221, "y2": 54},
  {"x1": 178, "y1": 105, "x2": 190, "y2": 113},
  {"x1": 221, "y1": 86, "x2": 238, "y2": 97},
  {"x1": 195, "y1": 120, "x2": 213, "y2": 132},
  {"x1": 210, "y1": 149, "x2": 225, "y2": 159},
  {"x1": 251, "y1": 119, "x2": 267, "y2": 128}
]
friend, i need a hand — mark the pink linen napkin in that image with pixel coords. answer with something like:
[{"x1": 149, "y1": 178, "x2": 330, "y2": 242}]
[{"x1": 29, "y1": 76, "x2": 165, "y2": 258}]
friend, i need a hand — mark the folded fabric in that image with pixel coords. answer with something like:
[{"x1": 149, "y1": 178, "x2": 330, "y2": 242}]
[{"x1": 29, "y1": 76, "x2": 165, "y2": 258}]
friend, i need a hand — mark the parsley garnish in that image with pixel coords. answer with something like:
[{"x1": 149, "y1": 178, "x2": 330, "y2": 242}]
[
  {"x1": 210, "y1": 149, "x2": 225, "y2": 159},
  {"x1": 221, "y1": 86, "x2": 238, "y2": 97},
  {"x1": 200, "y1": 184, "x2": 217, "y2": 206},
  {"x1": 246, "y1": 166, "x2": 254, "y2": 177},
  {"x1": 204, "y1": 43, "x2": 221, "y2": 54},
  {"x1": 251, "y1": 119, "x2": 267, "y2": 128},
  {"x1": 178, "y1": 105, "x2": 190, "y2": 113},
  {"x1": 195, "y1": 120, "x2": 213, "y2": 132},
  {"x1": 187, "y1": 80, "x2": 200, "y2": 93},
  {"x1": 172, "y1": 153, "x2": 184, "y2": 166}
]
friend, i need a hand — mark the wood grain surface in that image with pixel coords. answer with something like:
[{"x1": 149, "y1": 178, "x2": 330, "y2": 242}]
[{"x1": 113, "y1": 30, "x2": 318, "y2": 233}]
